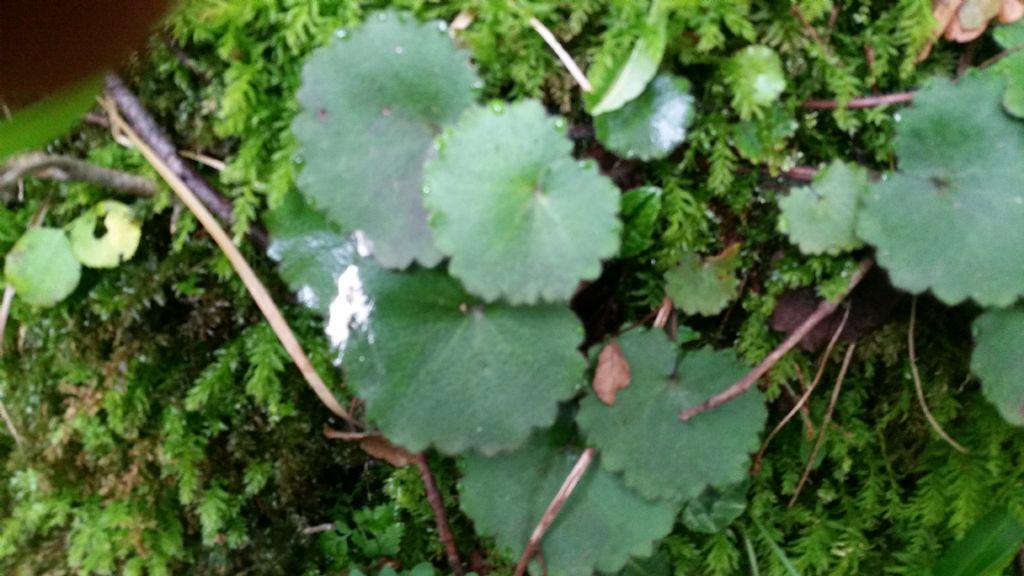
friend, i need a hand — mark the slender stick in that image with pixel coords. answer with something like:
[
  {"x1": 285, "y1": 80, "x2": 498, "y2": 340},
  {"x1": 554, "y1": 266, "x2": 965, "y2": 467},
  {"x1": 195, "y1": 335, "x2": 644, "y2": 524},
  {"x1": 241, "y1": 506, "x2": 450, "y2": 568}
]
[
  {"x1": 753, "y1": 305, "x2": 851, "y2": 468},
  {"x1": 514, "y1": 448, "x2": 596, "y2": 576},
  {"x1": 802, "y1": 91, "x2": 915, "y2": 110},
  {"x1": 788, "y1": 343, "x2": 856, "y2": 507},
  {"x1": 0, "y1": 287, "x2": 22, "y2": 446},
  {"x1": 0, "y1": 152, "x2": 158, "y2": 197},
  {"x1": 101, "y1": 96, "x2": 359, "y2": 428},
  {"x1": 527, "y1": 17, "x2": 593, "y2": 92},
  {"x1": 791, "y1": 5, "x2": 836, "y2": 61},
  {"x1": 680, "y1": 258, "x2": 873, "y2": 421},
  {"x1": 104, "y1": 74, "x2": 268, "y2": 248},
  {"x1": 414, "y1": 454, "x2": 464, "y2": 576},
  {"x1": 908, "y1": 298, "x2": 968, "y2": 453}
]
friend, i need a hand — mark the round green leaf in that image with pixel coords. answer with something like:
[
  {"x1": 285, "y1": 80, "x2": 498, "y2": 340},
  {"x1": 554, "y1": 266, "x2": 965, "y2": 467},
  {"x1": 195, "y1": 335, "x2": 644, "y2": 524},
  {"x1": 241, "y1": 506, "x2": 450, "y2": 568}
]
[
  {"x1": 778, "y1": 160, "x2": 867, "y2": 255},
  {"x1": 726, "y1": 46, "x2": 786, "y2": 119},
  {"x1": 424, "y1": 101, "x2": 621, "y2": 304},
  {"x1": 265, "y1": 192, "x2": 357, "y2": 316},
  {"x1": 857, "y1": 73, "x2": 1024, "y2": 306},
  {"x1": 971, "y1": 306, "x2": 1024, "y2": 426},
  {"x1": 340, "y1": 262, "x2": 586, "y2": 455},
  {"x1": 664, "y1": 247, "x2": 740, "y2": 316},
  {"x1": 292, "y1": 11, "x2": 480, "y2": 269},
  {"x1": 4, "y1": 227, "x2": 81, "y2": 307},
  {"x1": 594, "y1": 74, "x2": 695, "y2": 161},
  {"x1": 577, "y1": 331, "x2": 767, "y2": 502},
  {"x1": 67, "y1": 200, "x2": 142, "y2": 269},
  {"x1": 460, "y1": 431, "x2": 676, "y2": 576}
]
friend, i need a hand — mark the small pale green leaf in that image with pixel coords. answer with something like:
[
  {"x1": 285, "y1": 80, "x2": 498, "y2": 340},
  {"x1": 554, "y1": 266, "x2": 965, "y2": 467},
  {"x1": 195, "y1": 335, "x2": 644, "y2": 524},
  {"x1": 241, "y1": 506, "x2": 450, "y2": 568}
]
[
  {"x1": 594, "y1": 74, "x2": 695, "y2": 161},
  {"x1": 971, "y1": 306, "x2": 1024, "y2": 426},
  {"x1": 732, "y1": 107, "x2": 798, "y2": 164},
  {"x1": 931, "y1": 507, "x2": 1024, "y2": 576},
  {"x1": 857, "y1": 73, "x2": 1024, "y2": 306},
  {"x1": 0, "y1": 76, "x2": 102, "y2": 161},
  {"x1": 460, "y1": 431, "x2": 676, "y2": 576},
  {"x1": 424, "y1": 101, "x2": 620, "y2": 304},
  {"x1": 586, "y1": 3, "x2": 668, "y2": 116},
  {"x1": 995, "y1": 53, "x2": 1024, "y2": 118},
  {"x1": 576, "y1": 331, "x2": 767, "y2": 502},
  {"x1": 726, "y1": 46, "x2": 786, "y2": 119},
  {"x1": 292, "y1": 11, "x2": 480, "y2": 269},
  {"x1": 4, "y1": 227, "x2": 81, "y2": 307},
  {"x1": 681, "y1": 482, "x2": 748, "y2": 534},
  {"x1": 340, "y1": 263, "x2": 585, "y2": 455},
  {"x1": 620, "y1": 186, "x2": 662, "y2": 258},
  {"x1": 664, "y1": 246, "x2": 741, "y2": 316},
  {"x1": 778, "y1": 160, "x2": 867, "y2": 255},
  {"x1": 265, "y1": 192, "x2": 357, "y2": 316},
  {"x1": 994, "y1": 21, "x2": 1024, "y2": 48},
  {"x1": 66, "y1": 200, "x2": 142, "y2": 269}
]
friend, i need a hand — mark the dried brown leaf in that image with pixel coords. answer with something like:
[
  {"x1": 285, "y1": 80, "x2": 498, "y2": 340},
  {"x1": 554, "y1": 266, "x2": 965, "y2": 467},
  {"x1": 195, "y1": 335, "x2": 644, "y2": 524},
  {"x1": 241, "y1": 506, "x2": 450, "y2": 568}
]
[
  {"x1": 593, "y1": 338, "x2": 631, "y2": 406},
  {"x1": 359, "y1": 435, "x2": 415, "y2": 467},
  {"x1": 1001, "y1": 0, "x2": 1024, "y2": 22}
]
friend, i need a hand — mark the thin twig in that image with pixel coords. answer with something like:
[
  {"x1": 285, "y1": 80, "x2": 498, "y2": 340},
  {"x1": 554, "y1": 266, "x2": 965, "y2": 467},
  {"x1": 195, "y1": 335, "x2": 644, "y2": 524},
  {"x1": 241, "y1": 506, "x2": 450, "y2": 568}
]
[
  {"x1": 0, "y1": 286, "x2": 22, "y2": 446},
  {"x1": 514, "y1": 448, "x2": 596, "y2": 576},
  {"x1": 301, "y1": 523, "x2": 336, "y2": 535},
  {"x1": 753, "y1": 305, "x2": 852, "y2": 470},
  {"x1": 908, "y1": 298, "x2": 968, "y2": 453},
  {"x1": 322, "y1": 425, "x2": 372, "y2": 441},
  {"x1": 788, "y1": 343, "x2": 856, "y2": 507},
  {"x1": 0, "y1": 152, "x2": 158, "y2": 198},
  {"x1": 777, "y1": 165, "x2": 819, "y2": 181},
  {"x1": 0, "y1": 286, "x2": 14, "y2": 359},
  {"x1": 789, "y1": 364, "x2": 816, "y2": 437},
  {"x1": 801, "y1": 91, "x2": 916, "y2": 110},
  {"x1": 414, "y1": 453, "x2": 464, "y2": 576},
  {"x1": 680, "y1": 258, "x2": 873, "y2": 421},
  {"x1": 101, "y1": 96, "x2": 359, "y2": 428},
  {"x1": 979, "y1": 45, "x2": 1024, "y2": 69},
  {"x1": 179, "y1": 150, "x2": 226, "y2": 172},
  {"x1": 791, "y1": 5, "x2": 836, "y2": 61},
  {"x1": 527, "y1": 16, "x2": 593, "y2": 92},
  {"x1": 104, "y1": 74, "x2": 268, "y2": 248}
]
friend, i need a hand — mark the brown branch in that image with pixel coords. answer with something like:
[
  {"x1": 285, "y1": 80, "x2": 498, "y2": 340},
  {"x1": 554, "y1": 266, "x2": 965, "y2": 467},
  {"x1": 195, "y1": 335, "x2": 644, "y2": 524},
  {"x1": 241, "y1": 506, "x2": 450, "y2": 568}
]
[
  {"x1": 0, "y1": 152, "x2": 158, "y2": 198},
  {"x1": 753, "y1": 305, "x2": 851, "y2": 471},
  {"x1": 680, "y1": 258, "x2": 873, "y2": 421},
  {"x1": 791, "y1": 5, "x2": 836, "y2": 61},
  {"x1": 102, "y1": 95, "x2": 359, "y2": 428},
  {"x1": 777, "y1": 165, "x2": 819, "y2": 182},
  {"x1": 789, "y1": 343, "x2": 856, "y2": 507},
  {"x1": 801, "y1": 91, "x2": 916, "y2": 110},
  {"x1": 514, "y1": 448, "x2": 596, "y2": 576},
  {"x1": 908, "y1": 298, "x2": 968, "y2": 453},
  {"x1": 104, "y1": 74, "x2": 268, "y2": 248},
  {"x1": 414, "y1": 454, "x2": 464, "y2": 576}
]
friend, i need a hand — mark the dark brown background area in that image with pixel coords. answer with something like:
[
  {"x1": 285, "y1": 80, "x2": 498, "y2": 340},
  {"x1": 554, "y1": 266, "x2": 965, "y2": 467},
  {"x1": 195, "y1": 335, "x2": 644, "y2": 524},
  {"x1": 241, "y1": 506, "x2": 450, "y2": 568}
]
[{"x1": 1, "y1": 0, "x2": 172, "y2": 106}]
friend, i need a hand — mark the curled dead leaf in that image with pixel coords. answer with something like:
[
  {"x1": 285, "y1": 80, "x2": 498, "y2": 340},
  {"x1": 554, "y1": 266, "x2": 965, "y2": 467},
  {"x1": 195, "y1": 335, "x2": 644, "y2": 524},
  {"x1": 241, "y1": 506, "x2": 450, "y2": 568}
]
[
  {"x1": 1003, "y1": 0, "x2": 1024, "y2": 21},
  {"x1": 920, "y1": 0, "x2": 1024, "y2": 60},
  {"x1": 593, "y1": 338, "x2": 632, "y2": 406},
  {"x1": 359, "y1": 435, "x2": 415, "y2": 467}
]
